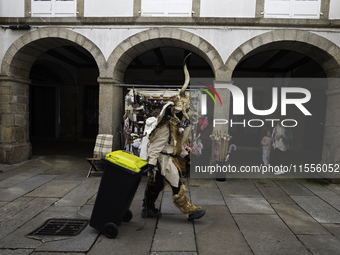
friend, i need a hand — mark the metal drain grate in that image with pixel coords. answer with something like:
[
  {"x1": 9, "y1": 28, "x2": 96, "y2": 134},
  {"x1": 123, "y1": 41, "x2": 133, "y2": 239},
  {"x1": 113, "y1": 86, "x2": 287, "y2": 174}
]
[{"x1": 28, "y1": 219, "x2": 89, "y2": 236}]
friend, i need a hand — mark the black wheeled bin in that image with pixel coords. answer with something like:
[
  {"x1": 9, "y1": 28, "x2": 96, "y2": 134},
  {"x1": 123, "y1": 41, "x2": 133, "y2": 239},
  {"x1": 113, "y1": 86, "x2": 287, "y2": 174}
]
[{"x1": 90, "y1": 150, "x2": 148, "y2": 238}]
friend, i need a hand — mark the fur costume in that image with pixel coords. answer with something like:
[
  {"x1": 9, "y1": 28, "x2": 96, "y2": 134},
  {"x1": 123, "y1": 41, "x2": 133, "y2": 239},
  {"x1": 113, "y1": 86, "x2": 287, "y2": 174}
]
[
  {"x1": 143, "y1": 53, "x2": 204, "y2": 219},
  {"x1": 173, "y1": 185, "x2": 202, "y2": 217}
]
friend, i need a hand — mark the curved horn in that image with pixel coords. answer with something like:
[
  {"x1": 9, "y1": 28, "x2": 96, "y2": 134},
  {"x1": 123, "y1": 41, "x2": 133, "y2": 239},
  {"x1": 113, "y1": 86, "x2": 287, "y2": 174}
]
[{"x1": 180, "y1": 53, "x2": 191, "y2": 97}]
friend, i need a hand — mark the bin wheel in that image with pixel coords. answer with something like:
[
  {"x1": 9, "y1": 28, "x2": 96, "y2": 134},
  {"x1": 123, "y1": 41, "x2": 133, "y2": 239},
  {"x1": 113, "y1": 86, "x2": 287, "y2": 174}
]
[
  {"x1": 123, "y1": 210, "x2": 133, "y2": 222},
  {"x1": 103, "y1": 222, "x2": 118, "y2": 238}
]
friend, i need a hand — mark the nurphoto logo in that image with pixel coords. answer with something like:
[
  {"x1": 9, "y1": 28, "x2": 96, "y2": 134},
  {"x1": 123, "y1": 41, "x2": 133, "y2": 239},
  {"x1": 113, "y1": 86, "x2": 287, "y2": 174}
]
[{"x1": 198, "y1": 83, "x2": 312, "y2": 128}]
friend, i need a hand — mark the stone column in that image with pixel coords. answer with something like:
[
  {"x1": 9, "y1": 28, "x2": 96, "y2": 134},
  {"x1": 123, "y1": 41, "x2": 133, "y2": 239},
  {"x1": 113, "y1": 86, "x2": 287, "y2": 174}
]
[
  {"x1": 322, "y1": 81, "x2": 340, "y2": 183},
  {"x1": 0, "y1": 75, "x2": 31, "y2": 164},
  {"x1": 98, "y1": 77, "x2": 124, "y2": 151}
]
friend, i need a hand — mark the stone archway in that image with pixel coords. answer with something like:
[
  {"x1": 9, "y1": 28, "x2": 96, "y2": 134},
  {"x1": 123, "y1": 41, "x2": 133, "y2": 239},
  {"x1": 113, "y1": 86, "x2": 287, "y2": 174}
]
[
  {"x1": 0, "y1": 28, "x2": 105, "y2": 164},
  {"x1": 107, "y1": 27, "x2": 224, "y2": 81},
  {"x1": 100, "y1": 28, "x2": 224, "y2": 151},
  {"x1": 1, "y1": 28, "x2": 106, "y2": 78},
  {"x1": 225, "y1": 29, "x2": 340, "y2": 170},
  {"x1": 226, "y1": 29, "x2": 340, "y2": 78}
]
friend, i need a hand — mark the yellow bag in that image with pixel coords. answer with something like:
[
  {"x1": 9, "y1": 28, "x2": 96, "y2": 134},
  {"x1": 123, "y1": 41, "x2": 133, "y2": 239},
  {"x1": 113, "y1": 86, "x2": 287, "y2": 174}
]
[{"x1": 105, "y1": 150, "x2": 148, "y2": 173}]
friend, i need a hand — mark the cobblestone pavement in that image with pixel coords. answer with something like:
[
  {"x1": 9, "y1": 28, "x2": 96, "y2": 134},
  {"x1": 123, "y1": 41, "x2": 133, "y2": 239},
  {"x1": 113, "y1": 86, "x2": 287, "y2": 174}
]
[{"x1": 0, "y1": 141, "x2": 339, "y2": 255}]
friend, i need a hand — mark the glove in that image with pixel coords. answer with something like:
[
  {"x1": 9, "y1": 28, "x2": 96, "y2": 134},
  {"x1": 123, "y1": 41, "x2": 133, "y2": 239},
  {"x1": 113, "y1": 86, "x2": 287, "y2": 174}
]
[{"x1": 143, "y1": 164, "x2": 155, "y2": 174}]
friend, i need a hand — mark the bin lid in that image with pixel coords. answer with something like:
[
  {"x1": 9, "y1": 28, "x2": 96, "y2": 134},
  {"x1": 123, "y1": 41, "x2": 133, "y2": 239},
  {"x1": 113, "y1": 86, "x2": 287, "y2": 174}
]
[{"x1": 105, "y1": 150, "x2": 148, "y2": 173}]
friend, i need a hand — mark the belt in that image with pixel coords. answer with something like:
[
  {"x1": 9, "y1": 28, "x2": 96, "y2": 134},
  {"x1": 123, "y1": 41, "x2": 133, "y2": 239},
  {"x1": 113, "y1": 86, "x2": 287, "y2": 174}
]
[{"x1": 160, "y1": 151, "x2": 176, "y2": 157}]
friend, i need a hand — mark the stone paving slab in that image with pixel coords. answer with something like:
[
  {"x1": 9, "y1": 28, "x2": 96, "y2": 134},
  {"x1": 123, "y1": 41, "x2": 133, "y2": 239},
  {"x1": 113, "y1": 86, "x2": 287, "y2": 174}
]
[
  {"x1": 78, "y1": 204, "x2": 94, "y2": 218},
  {"x1": 87, "y1": 200, "x2": 158, "y2": 255},
  {"x1": 0, "y1": 249, "x2": 34, "y2": 255},
  {"x1": 190, "y1": 189, "x2": 225, "y2": 206},
  {"x1": 188, "y1": 178, "x2": 219, "y2": 190},
  {"x1": 0, "y1": 206, "x2": 83, "y2": 249},
  {"x1": 0, "y1": 168, "x2": 48, "y2": 189},
  {"x1": 256, "y1": 186, "x2": 296, "y2": 204},
  {"x1": 54, "y1": 178, "x2": 101, "y2": 207},
  {"x1": 27, "y1": 156, "x2": 89, "y2": 171},
  {"x1": 0, "y1": 175, "x2": 57, "y2": 202},
  {"x1": 216, "y1": 180, "x2": 263, "y2": 198},
  {"x1": 301, "y1": 181, "x2": 340, "y2": 207},
  {"x1": 0, "y1": 197, "x2": 35, "y2": 223},
  {"x1": 152, "y1": 215, "x2": 196, "y2": 252},
  {"x1": 55, "y1": 170, "x2": 89, "y2": 180},
  {"x1": 297, "y1": 235, "x2": 340, "y2": 255},
  {"x1": 195, "y1": 205, "x2": 252, "y2": 255},
  {"x1": 0, "y1": 197, "x2": 57, "y2": 240},
  {"x1": 275, "y1": 181, "x2": 314, "y2": 196},
  {"x1": 272, "y1": 204, "x2": 331, "y2": 235},
  {"x1": 43, "y1": 168, "x2": 77, "y2": 176},
  {"x1": 151, "y1": 253, "x2": 197, "y2": 255},
  {"x1": 226, "y1": 198, "x2": 275, "y2": 214},
  {"x1": 35, "y1": 225, "x2": 98, "y2": 252},
  {"x1": 291, "y1": 196, "x2": 340, "y2": 223},
  {"x1": 32, "y1": 253, "x2": 85, "y2": 255},
  {"x1": 325, "y1": 183, "x2": 340, "y2": 196},
  {"x1": 321, "y1": 224, "x2": 340, "y2": 239},
  {"x1": 334, "y1": 204, "x2": 340, "y2": 211},
  {"x1": 234, "y1": 214, "x2": 309, "y2": 255},
  {"x1": 253, "y1": 179, "x2": 278, "y2": 187},
  {"x1": 0, "y1": 165, "x2": 22, "y2": 178},
  {"x1": 86, "y1": 194, "x2": 97, "y2": 205},
  {"x1": 24, "y1": 179, "x2": 82, "y2": 198},
  {"x1": 0, "y1": 164, "x2": 46, "y2": 180}
]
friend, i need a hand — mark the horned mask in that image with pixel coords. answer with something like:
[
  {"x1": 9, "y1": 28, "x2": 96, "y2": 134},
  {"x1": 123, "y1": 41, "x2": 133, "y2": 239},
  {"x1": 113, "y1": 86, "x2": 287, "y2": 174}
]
[
  {"x1": 148, "y1": 53, "x2": 194, "y2": 155},
  {"x1": 170, "y1": 53, "x2": 194, "y2": 125}
]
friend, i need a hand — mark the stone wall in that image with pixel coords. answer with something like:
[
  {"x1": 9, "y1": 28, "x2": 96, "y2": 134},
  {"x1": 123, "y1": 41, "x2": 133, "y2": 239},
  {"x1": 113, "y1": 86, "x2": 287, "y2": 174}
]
[
  {"x1": 0, "y1": 75, "x2": 31, "y2": 164},
  {"x1": 323, "y1": 84, "x2": 340, "y2": 167}
]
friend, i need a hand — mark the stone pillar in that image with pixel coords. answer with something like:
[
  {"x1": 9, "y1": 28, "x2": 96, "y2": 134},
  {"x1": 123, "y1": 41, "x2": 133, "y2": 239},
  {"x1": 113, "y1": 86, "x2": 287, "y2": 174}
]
[
  {"x1": 0, "y1": 75, "x2": 31, "y2": 164},
  {"x1": 322, "y1": 81, "x2": 340, "y2": 183},
  {"x1": 98, "y1": 77, "x2": 124, "y2": 151}
]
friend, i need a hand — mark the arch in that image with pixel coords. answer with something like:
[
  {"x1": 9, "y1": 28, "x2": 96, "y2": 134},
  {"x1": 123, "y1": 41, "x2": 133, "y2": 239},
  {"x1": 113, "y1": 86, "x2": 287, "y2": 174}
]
[
  {"x1": 226, "y1": 29, "x2": 340, "y2": 78},
  {"x1": 1, "y1": 27, "x2": 106, "y2": 78},
  {"x1": 107, "y1": 28, "x2": 225, "y2": 82},
  {"x1": 0, "y1": 28, "x2": 105, "y2": 164}
]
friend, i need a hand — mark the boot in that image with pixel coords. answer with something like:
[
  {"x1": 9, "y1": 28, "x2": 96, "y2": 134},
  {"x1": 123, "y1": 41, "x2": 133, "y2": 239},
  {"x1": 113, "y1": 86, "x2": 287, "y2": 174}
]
[
  {"x1": 141, "y1": 183, "x2": 162, "y2": 219},
  {"x1": 173, "y1": 185, "x2": 205, "y2": 220},
  {"x1": 187, "y1": 209, "x2": 206, "y2": 220},
  {"x1": 141, "y1": 197, "x2": 162, "y2": 218}
]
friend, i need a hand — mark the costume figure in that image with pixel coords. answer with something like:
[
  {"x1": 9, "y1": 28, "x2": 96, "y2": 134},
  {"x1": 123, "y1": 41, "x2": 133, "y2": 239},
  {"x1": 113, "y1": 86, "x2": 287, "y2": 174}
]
[
  {"x1": 272, "y1": 121, "x2": 289, "y2": 175},
  {"x1": 142, "y1": 54, "x2": 206, "y2": 221},
  {"x1": 123, "y1": 112, "x2": 132, "y2": 150},
  {"x1": 139, "y1": 116, "x2": 157, "y2": 160},
  {"x1": 261, "y1": 130, "x2": 273, "y2": 165}
]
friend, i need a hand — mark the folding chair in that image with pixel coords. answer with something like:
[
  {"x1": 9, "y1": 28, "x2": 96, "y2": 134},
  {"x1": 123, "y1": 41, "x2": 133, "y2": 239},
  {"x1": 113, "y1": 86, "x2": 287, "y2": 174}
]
[{"x1": 86, "y1": 134, "x2": 113, "y2": 178}]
